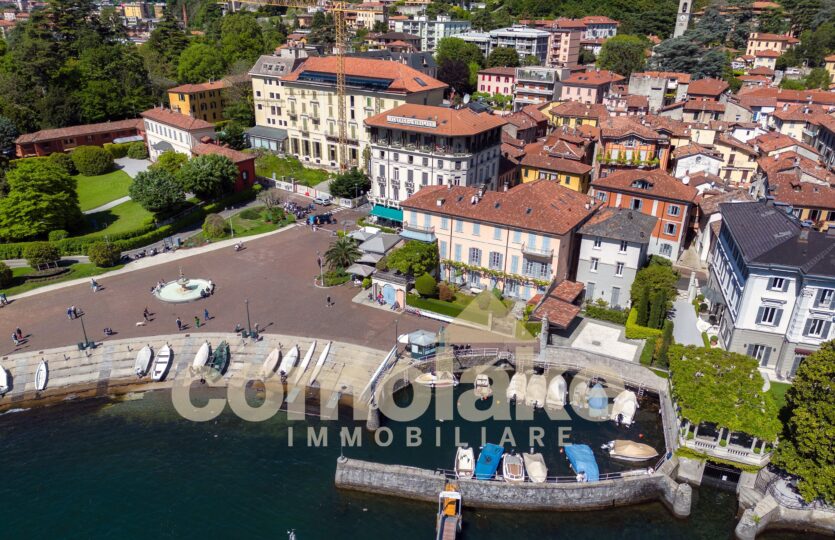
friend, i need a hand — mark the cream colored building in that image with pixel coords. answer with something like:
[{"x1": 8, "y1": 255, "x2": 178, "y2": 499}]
[
  {"x1": 400, "y1": 181, "x2": 599, "y2": 300},
  {"x1": 252, "y1": 55, "x2": 446, "y2": 169},
  {"x1": 745, "y1": 33, "x2": 799, "y2": 56}
]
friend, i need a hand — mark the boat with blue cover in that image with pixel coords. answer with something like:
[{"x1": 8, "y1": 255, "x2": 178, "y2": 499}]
[
  {"x1": 474, "y1": 444, "x2": 504, "y2": 480},
  {"x1": 564, "y1": 444, "x2": 599, "y2": 482}
]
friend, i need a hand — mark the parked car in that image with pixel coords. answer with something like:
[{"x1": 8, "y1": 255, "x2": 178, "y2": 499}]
[{"x1": 314, "y1": 195, "x2": 333, "y2": 206}]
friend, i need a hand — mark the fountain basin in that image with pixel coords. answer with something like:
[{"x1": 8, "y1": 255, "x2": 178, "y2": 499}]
[{"x1": 154, "y1": 278, "x2": 212, "y2": 303}]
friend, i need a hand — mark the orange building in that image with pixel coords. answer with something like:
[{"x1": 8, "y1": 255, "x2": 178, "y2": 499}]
[{"x1": 596, "y1": 116, "x2": 670, "y2": 175}]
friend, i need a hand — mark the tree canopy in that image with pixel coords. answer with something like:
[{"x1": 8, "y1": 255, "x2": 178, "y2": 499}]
[
  {"x1": 329, "y1": 168, "x2": 370, "y2": 199},
  {"x1": 177, "y1": 42, "x2": 227, "y2": 84},
  {"x1": 387, "y1": 241, "x2": 439, "y2": 276},
  {"x1": 436, "y1": 37, "x2": 484, "y2": 67},
  {"x1": 669, "y1": 345, "x2": 781, "y2": 441},
  {"x1": 773, "y1": 341, "x2": 835, "y2": 504},
  {"x1": 487, "y1": 47, "x2": 520, "y2": 68},
  {"x1": 177, "y1": 154, "x2": 238, "y2": 200},
  {"x1": 597, "y1": 34, "x2": 647, "y2": 77},
  {"x1": 129, "y1": 168, "x2": 186, "y2": 213}
]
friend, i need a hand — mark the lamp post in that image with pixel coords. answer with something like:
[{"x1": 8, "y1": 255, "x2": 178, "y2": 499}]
[
  {"x1": 77, "y1": 308, "x2": 93, "y2": 350},
  {"x1": 244, "y1": 298, "x2": 253, "y2": 338},
  {"x1": 317, "y1": 250, "x2": 324, "y2": 286}
]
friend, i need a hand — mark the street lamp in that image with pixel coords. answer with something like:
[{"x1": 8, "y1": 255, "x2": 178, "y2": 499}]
[
  {"x1": 76, "y1": 308, "x2": 94, "y2": 350},
  {"x1": 317, "y1": 250, "x2": 324, "y2": 286},
  {"x1": 244, "y1": 298, "x2": 254, "y2": 338}
]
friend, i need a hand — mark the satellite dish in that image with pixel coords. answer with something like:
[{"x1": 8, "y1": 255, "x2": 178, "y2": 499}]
[{"x1": 463, "y1": 94, "x2": 471, "y2": 104}]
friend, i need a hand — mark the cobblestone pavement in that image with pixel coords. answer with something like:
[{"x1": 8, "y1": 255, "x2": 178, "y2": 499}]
[{"x1": 0, "y1": 211, "x2": 432, "y2": 357}]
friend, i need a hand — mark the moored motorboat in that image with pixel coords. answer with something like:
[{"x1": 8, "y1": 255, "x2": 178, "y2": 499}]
[
  {"x1": 436, "y1": 483, "x2": 462, "y2": 540},
  {"x1": 525, "y1": 373, "x2": 546, "y2": 408},
  {"x1": 152, "y1": 345, "x2": 172, "y2": 381},
  {"x1": 602, "y1": 440, "x2": 658, "y2": 462},
  {"x1": 506, "y1": 372, "x2": 527, "y2": 403},
  {"x1": 571, "y1": 378, "x2": 589, "y2": 409},
  {"x1": 522, "y1": 452, "x2": 548, "y2": 483},
  {"x1": 502, "y1": 451, "x2": 525, "y2": 482},
  {"x1": 565, "y1": 444, "x2": 599, "y2": 482},
  {"x1": 414, "y1": 371, "x2": 458, "y2": 388},
  {"x1": 545, "y1": 374, "x2": 567, "y2": 410},
  {"x1": 262, "y1": 348, "x2": 281, "y2": 379},
  {"x1": 588, "y1": 382, "x2": 609, "y2": 418},
  {"x1": 474, "y1": 373, "x2": 492, "y2": 400},
  {"x1": 454, "y1": 446, "x2": 475, "y2": 479},
  {"x1": 474, "y1": 443, "x2": 504, "y2": 480},
  {"x1": 208, "y1": 340, "x2": 230, "y2": 377},
  {"x1": 192, "y1": 341, "x2": 211, "y2": 371},
  {"x1": 278, "y1": 345, "x2": 299, "y2": 379},
  {"x1": 292, "y1": 340, "x2": 317, "y2": 385},
  {"x1": 35, "y1": 360, "x2": 48, "y2": 391},
  {"x1": 0, "y1": 364, "x2": 8, "y2": 395},
  {"x1": 134, "y1": 345, "x2": 153, "y2": 377},
  {"x1": 308, "y1": 341, "x2": 332, "y2": 386},
  {"x1": 610, "y1": 390, "x2": 639, "y2": 426}
]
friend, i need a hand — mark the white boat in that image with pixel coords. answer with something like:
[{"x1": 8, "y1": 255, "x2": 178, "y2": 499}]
[
  {"x1": 291, "y1": 340, "x2": 316, "y2": 385},
  {"x1": 0, "y1": 365, "x2": 9, "y2": 395},
  {"x1": 603, "y1": 440, "x2": 658, "y2": 462},
  {"x1": 610, "y1": 390, "x2": 639, "y2": 426},
  {"x1": 192, "y1": 341, "x2": 211, "y2": 371},
  {"x1": 308, "y1": 341, "x2": 331, "y2": 386},
  {"x1": 262, "y1": 348, "x2": 281, "y2": 379},
  {"x1": 152, "y1": 345, "x2": 172, "y2": 381},
  {"x1": 545, "y1": 374, "x2": 567, "y2": 410},
  {"x1": 502, "y1": 452, "x2": 525, "y2": 482},
  {"x1": 134, "y1": 345, "x2": 153, "y2": 377},
  {"x1": 506, "y1": 372, "x2": 527, "y2": 403},
  {"x1": 572, "y1": 378, "x2": 589, "y2": 409},
  {"x1": 522, "y1": 452, "x2": 548, "y2": 483},
  {"x1": 35, "y1": 360, "x2": 48, "y2": 391},
  {"x1": 414, "y1": 371, "x2": 459, "y2": 388},
  {"x1": 474, "y1": 373, "x2": 492, "y2": 400},
  {"x1": 454, "y1": 446, "x2": 475, "y2": 479},
  {"x1": 525, "y1": 374, "x2": 547, "y2": 408},
  {"x1": 278, "y1": 345, "x2": 299, "y2": 378}
]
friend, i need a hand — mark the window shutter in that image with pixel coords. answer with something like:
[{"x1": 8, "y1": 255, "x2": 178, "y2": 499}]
[
  {"x1": 773, "y1": 309, "x2": 783, "y2": 327},
  {"x1": 814, "y1": 289, "x2": 823, "y2": 307},
  {"x1": 823, "y1": 321, "x2": 832, "y2": 339},
  {"x1": 830, "y1": 295, "x2": 835, "y2": 310},
  {"x1": 746, "y1": 344, "x2": 755, "y2": 357},
  {"x1": 782, "y1": 279, "x2": 789, "y2": 292},
  {"x1": 803, "y1": 319, "x2": 813, "y2": 336},
  {"x1": 755, "y1": 307, "x2": 765, "y2": 324},
  {"x1": 762, "y1": 347, "x2": 771, "y2": 366}
]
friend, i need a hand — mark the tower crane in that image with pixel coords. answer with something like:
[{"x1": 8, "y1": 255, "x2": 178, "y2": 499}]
[{"x1": 229, "y1": 0, "x2": 350, "y2": 170}]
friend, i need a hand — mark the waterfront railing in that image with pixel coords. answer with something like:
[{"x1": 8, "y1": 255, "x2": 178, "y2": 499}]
[{"x1": 434, "y1": 467, "x2": 655, "y2": 484}]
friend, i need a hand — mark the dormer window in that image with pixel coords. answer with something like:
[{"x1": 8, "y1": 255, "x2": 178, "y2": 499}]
[{"x1": 631, "y1": 180, "x2": 651, "y2": 189}]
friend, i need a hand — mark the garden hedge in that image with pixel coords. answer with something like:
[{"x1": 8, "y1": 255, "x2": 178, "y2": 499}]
[
  {"x1": 625, "y1": 308, "x2": 663, "y2": 339},
  {"x1": 103, "y1": 143, "x2": 131, "y2": 159},
  {"x1": 71, "y1": 146, "x2": 114, "y2": 176},
  {"x1": 584, "y1": 304, "x2": 628, "y2": 325}
]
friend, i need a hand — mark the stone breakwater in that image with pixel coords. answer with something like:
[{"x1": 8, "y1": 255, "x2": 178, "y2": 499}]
[
  {"x1": 334, "y1": 457, "x2": 692, "y2": 517},
  {"x1": 0, "y1": 332, "x2": 388, "y2": 412}
]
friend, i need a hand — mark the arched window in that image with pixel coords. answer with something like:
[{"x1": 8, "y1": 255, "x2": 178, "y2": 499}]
[{"x1": 682, "y1": 2, "x2": 688, "y2": 13}]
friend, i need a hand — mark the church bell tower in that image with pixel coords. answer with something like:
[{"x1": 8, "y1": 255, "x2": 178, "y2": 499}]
[{"x1": 674, "y1": 0, "x2": 691, "y2": 38}]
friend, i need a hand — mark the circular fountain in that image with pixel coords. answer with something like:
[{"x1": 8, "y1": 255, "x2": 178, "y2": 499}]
[{"x1": 154, "y1": 268, "x2": 211, "y2": 304}]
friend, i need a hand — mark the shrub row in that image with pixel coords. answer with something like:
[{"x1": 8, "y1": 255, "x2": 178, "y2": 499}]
[
  {"x1": 583, "y1": 304, "x2": 629, "y2": 325},
  {"x1": 104, "y1": 142, "x2": 132, "y2": 159},
  {"x1": 625, "y1": 308, "x2": 664, "y2": 340}
]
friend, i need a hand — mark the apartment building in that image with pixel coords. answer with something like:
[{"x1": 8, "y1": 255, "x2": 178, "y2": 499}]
[
  {"x1": 547, "y1": 101, "x2": 607, "y2": 128},
  {"x1": 394, "y1": 15, "x2": 471, "y2": 52},
  {"x1": 627, "y1": 71, "x2": 691, "y2": 112},
  {"x1": 141, "y1": 107, "x2": 216, "y2": 161},
  {"x1": 513, "y1": 67, "x2": 564, "y2": 110},
  {"x1": 167, "y1": 80, "x2": 228, "y2": 123},
  {"x1": 745, "y1": 32, "x2": 799, "y2": 57},
  {"x1": 708, "y1": 200, "x2": 835, "y2": 379},
  {"x1": 596, "y1": 116, "x2": 671, "y2": 174},
  {"x1": 576, "y1": 208, "x2": 656, "y2": 308},
  {"x1": 400, "y1": 180, "x2": 600, "y2": 299},
  {"x1": 364, "y1": 104, "x2": 506, "y2": 218},
  {"x1": 686, "y1": 78, "x2": 730, "y2": 102},
  {"x1": 545, "y1": 26, "x2": 581, "y2": 68},
  {"x1": 460, "y1": 26, "x2": 551, "y2": 65},
  {"x1": 477, "y1": 67, "x2": 516, "y2": 97},
  {"x1": 14, "y1": 119, "x2": 144, "y2": 157},
  {"x1": 519, "y1": 131, "x2": 592, "y2": 192},
  {"x1": 342, "y1": 2, "x2": 386, "y2": 30},
  {"x1": 590, "y1": 169, "x2": 697, "y2": 259},
  {"x1": 253, "y1": 56, "x2": 446, "y2": 169},
  {"x1": 561, "y1": 69, "x2": 624, "y2": 104},
  {"x1": 760, "y1": 152, "x2": 835, "y2": 230}
]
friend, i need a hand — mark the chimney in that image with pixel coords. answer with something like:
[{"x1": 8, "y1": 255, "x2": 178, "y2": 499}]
[
  {"x1": 799, "y1": 228, "x2": 809, "y2": 242},
  {"x1": 436, "y1": 198, "x2": 444, "y2": 206},
  {"x1": 503, "y1": 181, "x2": 509, "y2": 192}
]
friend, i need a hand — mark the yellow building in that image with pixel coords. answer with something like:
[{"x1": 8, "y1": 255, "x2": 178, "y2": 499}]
[
  {"x1": 167, "y1": 80, "x2": 228, "y2": 123},
  {"x1": 546, "y1": 101, "x2": 607, "y2": 128},
  {"x1": 825, "y1": 54, "x2": 835, "y2": 85},
  {"x1": 519, "y1": 136, "x2": 592, "y2": 193},
  {"x1": 123, "y1": 2, "x2": 149, "y2": 18}
]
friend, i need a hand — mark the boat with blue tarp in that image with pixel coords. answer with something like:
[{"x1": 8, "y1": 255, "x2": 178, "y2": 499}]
[
  {"x1": 474, "y1": 444, "x2": 504, "y2": 480},
  {"x1": 565, "y1": 444, "x2": 599, "y2": 482}
]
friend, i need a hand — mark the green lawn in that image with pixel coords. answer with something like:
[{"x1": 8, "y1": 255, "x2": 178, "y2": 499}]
[
  {"x1": 253, "y1": 153, "x2": 333, "y2": 188},
  {"x1": 78, "y1": 200, "x2": 153, "y2": 238},
  {"x1": 3, "y1": 262, "x2": 124, "y2": 296},
  {"x1": 75, "y1": 170, "x2": 133, "y2": 212},
  {"x1": 183, "y1": 206, "x2": 294, "y2": 246},
  {"x1": 769, "y1": 381, "x2": 791, "y2": 411}
]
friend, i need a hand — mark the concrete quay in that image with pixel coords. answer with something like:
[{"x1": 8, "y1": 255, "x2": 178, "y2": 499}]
[{"x1": 0, "y1": 332, "x2": 388, "y2": 413}]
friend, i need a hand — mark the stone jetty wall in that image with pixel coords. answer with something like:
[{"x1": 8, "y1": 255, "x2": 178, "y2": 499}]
[{"x1": 334, "y1": 457, "x2": 692, "y2": 517}]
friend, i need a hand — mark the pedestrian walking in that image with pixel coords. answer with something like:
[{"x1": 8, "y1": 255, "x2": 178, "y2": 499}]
[
  {"x1": 67, "y1": 306, "x2": 74, "y2": 320},
  {"x1": 15, "y1": 328, "x2": 22, "y2": 340},
  {"x1": 73, "y1": 306, "x2": 79, "y2": 318},
  {"x1": 176, "y1": 317, "x2": 182, "y2": 331},
  {"x1": 0, "y1": 292, "x2": 7, "y2": 305},
  {"x1": 326, "y1": 295, "x2": 331, "y2": 307},
  {"x1": 194, "y1": 316, "x2": 200, "y2": 328},
  {"x1": 11, "y1": 333, "x2": 18, "y2": 346},
  {"x1": 143, "y1": 307, "x2": 150, "y2": 322},
  {"x1": 203, "y1": 308, "x2": 210, "y2": 321},
  {"x1": 90, "y1": 278, "x2": 99, "y2": 292}
]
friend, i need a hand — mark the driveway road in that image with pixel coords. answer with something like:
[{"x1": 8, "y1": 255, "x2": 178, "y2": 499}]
[{"x1": 671, "y1": 298, "x2": 704, "y2": 346}]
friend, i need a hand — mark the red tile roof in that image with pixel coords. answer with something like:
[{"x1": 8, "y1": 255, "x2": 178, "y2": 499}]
[
  {"x1": 364, "y1": 104, "x2": 506, "y2": 136},
  {"x1": 592, "y1": 169, "x2": 698, "y2": 203},
  {"x1": 687, "y1": 78, "x2": 730, "y2": 97},
  {"x1": 478, "y1": 67, "x2": 517, "y2": 77},
  {"x1": 167, "y1": 80, "x2": 228, "y2": 94},
  {"x1": 683, "y1": 99, "x2": 726, "y2": 113},
  {"x1": 520, "y1": 141, "x2": 592, "y2": 175},
  {"x1": 549, "y1": 101, "x2": 608, "y2": 120},
  {"x1": 191, "y1": 142, "x2": 255, "y2": 164},
  {"x1": 283, "y1": 57, "x2": 447, "y2": 94},
  {"x1": 401, "y1": 180, "x2": 600, "y2": 236},
  {"x1": 672, "y1": 143, "x2": 723, "y2": 160},
  {"x1": 552, "y1": 279, "x2": 584, "y2": 302},
  {"x1": 562, "y1": 70, "x2": 624, "y2": 87},
  {"x1": 631, "y1": 71, "x2": 692, "y2": 83},
  {"x1": 531, "y1": 290, "x2": 582, "y2": 328},
  {"x1": 598, "y1": 116, "x2": 662, "y2": 141},
  {"x1": 15, "y1": 118, "x2": 143, "y2": 144},
  {"x1": 141, "y1": 107, "x2": 214, "y2": 131},
  {"x1": 738, "y1": 87, "x2": 835, "y2": 107},
  {"x1": 767, "y1": 173, "x2": 835, "y2": 210},
  {"x1": 751, "y1": 131, "x2": 819, "y2": 155},
  {"x1": 755, "y1": 49, "x2": 781, "y2": 58},
  {"x1": 748, "y1": 33, "x2": 799, "y2": 43},
  {"x1": 748, "y1": 66, "x2": 775, "y2": 76}
]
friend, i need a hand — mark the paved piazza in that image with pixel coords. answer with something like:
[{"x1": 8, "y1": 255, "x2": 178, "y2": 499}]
[{"x1": 0, "y1": 214, "x2": 433, "y2": 357}]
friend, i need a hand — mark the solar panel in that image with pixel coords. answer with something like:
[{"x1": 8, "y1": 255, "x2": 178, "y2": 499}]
[{"x1": 414, "y1": 77, "x2": 427, "y2": 87}]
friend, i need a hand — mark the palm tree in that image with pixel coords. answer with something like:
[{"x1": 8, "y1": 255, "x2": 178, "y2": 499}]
[{"x1": 324, "y1": 236, "x2": 361, "y2": 271}]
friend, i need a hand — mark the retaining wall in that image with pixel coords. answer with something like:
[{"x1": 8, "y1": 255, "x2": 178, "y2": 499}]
[{"x1": 334, "y1": 457, "x2": 692, "y2": 517}]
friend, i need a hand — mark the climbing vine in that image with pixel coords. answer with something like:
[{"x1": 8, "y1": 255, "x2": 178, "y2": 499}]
[{"x1": 441, "y1": 259, "x2": 550, "y2": 288}]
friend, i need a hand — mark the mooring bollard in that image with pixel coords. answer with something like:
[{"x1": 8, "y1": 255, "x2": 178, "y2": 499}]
[{"x1": 366, "y1": 403, "x2": 380, "y2": 431}]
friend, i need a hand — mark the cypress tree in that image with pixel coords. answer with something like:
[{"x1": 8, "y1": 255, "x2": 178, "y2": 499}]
[
  {"x1": 636, "y1": 285, "x2": 650, "y2": 326},
  {"x1": 648, "y1": 290, "x2": 666, "y2": 329}
]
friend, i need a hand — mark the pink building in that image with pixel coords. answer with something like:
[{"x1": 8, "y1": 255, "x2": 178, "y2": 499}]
[
  {"x1": 561, "y1": 70, "x2": 625, "y2": 104},
  {"x1": 546, "y1": 27, "x2": 581, "y2": 67},
  {"x1": 477, "y1": 67, "x2": 516, "y2": 97}
]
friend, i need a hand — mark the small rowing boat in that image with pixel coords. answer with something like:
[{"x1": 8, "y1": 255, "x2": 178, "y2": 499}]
[
  {"x1": 525, "y1": 373, "x2": 546, "y2": 408},
  {"x1": 502, "y1": 451, "x2": 525, "y2": 483},
  {"x1": 506, "y1": 372, "x2": 527, "y2": 403},
  {"x1": 308, "y1": 341, "x2": 331, "y2": 386},
  {"x1": 134, "y1": 345, "x2": 153, "y2": 377},
  {"x1": 278, "y1": 345, "x2": 299, "y2": 378},
  {"x1": 415, "y1": 371, "x2": 458, "y2": 388},
  {"x1": 208, "y1": 340, "x2": 230, "y2": 377},
  {"x1": 262, "y1": 348, "x2": 281, "y2": 379},
  {"x1": 0, "y1": 364, "x2": 8, "y2": 395},
  {"x1": 192, "y1": 341, "x2": 211, "y2": 371},
  {"x1": 35, "y1": 360, "x2": 48, "y2": 391},
  {"x1": 152, "y1": 345, "x2": 172, "y2": 381},
  {"x1": 603, "y1": 440, "x2": 658, "y2": 462},
  {"x1": 292, "y1": 340, "x2": 316, "y2": 385},
  {"x1": 454, "y1": 446, "x2": 474, "y2": 479},
  {"x1": 545, "y1": 374, "x2": 567, "y2": 410}
]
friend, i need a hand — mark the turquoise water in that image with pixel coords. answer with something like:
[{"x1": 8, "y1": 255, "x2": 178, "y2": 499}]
[{"x1": 0, "y1": 389, "x2": 816, "y2": 539}]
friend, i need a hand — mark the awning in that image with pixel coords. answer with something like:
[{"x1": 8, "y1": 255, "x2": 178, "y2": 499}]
[
  {"x1": 152, "y1": 140, "x2": 174, "y2": 151},
  {"x1": 345, "y1": 263, "x2": 376, "y2": 277},
  {"x1": 701, "y1": 285, "x2": 724, "y2": 305},
  {"x1": 400, "y1": 229, "x2": 435, "y2": 242},
  {"x1": 112, "y1": 135, "x2": 144, "y2": 144},
  {"x1": 246, "y1": 125, "x2": 288, "y2": 141},
  {"x1": 348, "y1": 229, "x2": 378, "y2": 242},
  {"x1": 370, "y1": 205, "x2": 403, "y2": 222}
]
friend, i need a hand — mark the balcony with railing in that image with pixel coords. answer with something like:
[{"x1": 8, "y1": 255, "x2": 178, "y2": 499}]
[
  {"x1": 678, "y1": 419, "x2": 772, "y2": 468},
  {"x1": 403, "y1": 222, "x2": 435, "y2": 233},
  {"x1": 522, "y1": 243, "x2": 554, "y2": 258}
]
